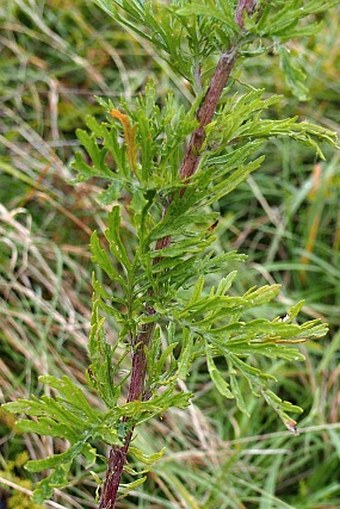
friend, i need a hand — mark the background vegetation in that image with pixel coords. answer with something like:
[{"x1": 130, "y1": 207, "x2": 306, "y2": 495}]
[{"x1": 0, "y1": 1, "x2": 339, "y2": 508}]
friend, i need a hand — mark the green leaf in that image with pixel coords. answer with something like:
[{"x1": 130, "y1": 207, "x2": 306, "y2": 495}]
[
  {"x1": 26, "y1": 447, "x2": 79, "y2": 473},
  {"x1": 2, "y1": 399, "x2": 39, "y2": 414},
  {"x1": 120, "y1": 476, "x2": 147, "y2": 495},
  {"x1": 229, "y1": 369, "x2": 249, "y2": 416},
  {"x1": 286, "y1": 300, "x2": 305, "y2": 321},
  {"x1": 31, "y1": 465, "x2": 70, "y2": 504},
  {"x1": 242, "y1": 284, "x2": 281, "y2": 306},
  {"x1": 99, "y1": 180, "x2": 123, "y2": 204},
  {"x1": 177, "y1": 328, "x2": 194, "y2": 380},
  {"x1": 87, "y1": 301, "x2": 124, "y2": 408},
  {"x1": 188, "y1": 275, "x2": 205, "y2": 305},
  {"x1": 76, "y1": 129, "x2": 112, "y2": 178},
  {"x1": 38, "y1": 375, "x2": 101, "y2": 423},
  {"x1": 129, "y1": 446, "x2": 166, "y2": 466},
  {"x1": 216, "y1": 271, "x2": 238, "y2": 296},
  {"x1": 106, "y1": 206, "x2": 132, "y2": 270},
  {"x1": 90, "y1": 230, "x2": 125, "y2": 285},
  {"x1": 205, "y1": 343, "x2": 234, "y2": 399},
  {"x1": 204, "y1": 157, "x2": 266, "y2": 206},
  {"x1": 262, "y1": 389, "x2": 303, "y2": 433},
  {"x1": 176, "y1": 3, "x2": 238, "y2": 33},
  {"x1": 15, "y1": 418, "x2": 78, "y2": 442}
]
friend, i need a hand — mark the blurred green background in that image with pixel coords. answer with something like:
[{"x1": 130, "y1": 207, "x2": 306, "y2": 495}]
[{"x1": 0, "y1": 1, "x2": 339, "y2": 508}]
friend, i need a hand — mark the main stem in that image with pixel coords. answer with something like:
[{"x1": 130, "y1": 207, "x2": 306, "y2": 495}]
[{"x1": 99, "y1": 3, "x2": 256, "y2": 508}]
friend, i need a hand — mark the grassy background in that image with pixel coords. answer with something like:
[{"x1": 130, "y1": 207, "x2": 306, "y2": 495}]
[{"x1": 0, "y1": 1, "x2": 339, "y2": 508}]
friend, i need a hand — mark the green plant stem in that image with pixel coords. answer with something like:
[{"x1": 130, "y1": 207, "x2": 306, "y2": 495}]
[{"x1": 99, "y1": 2, "x2": 256, "y2": 508}]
